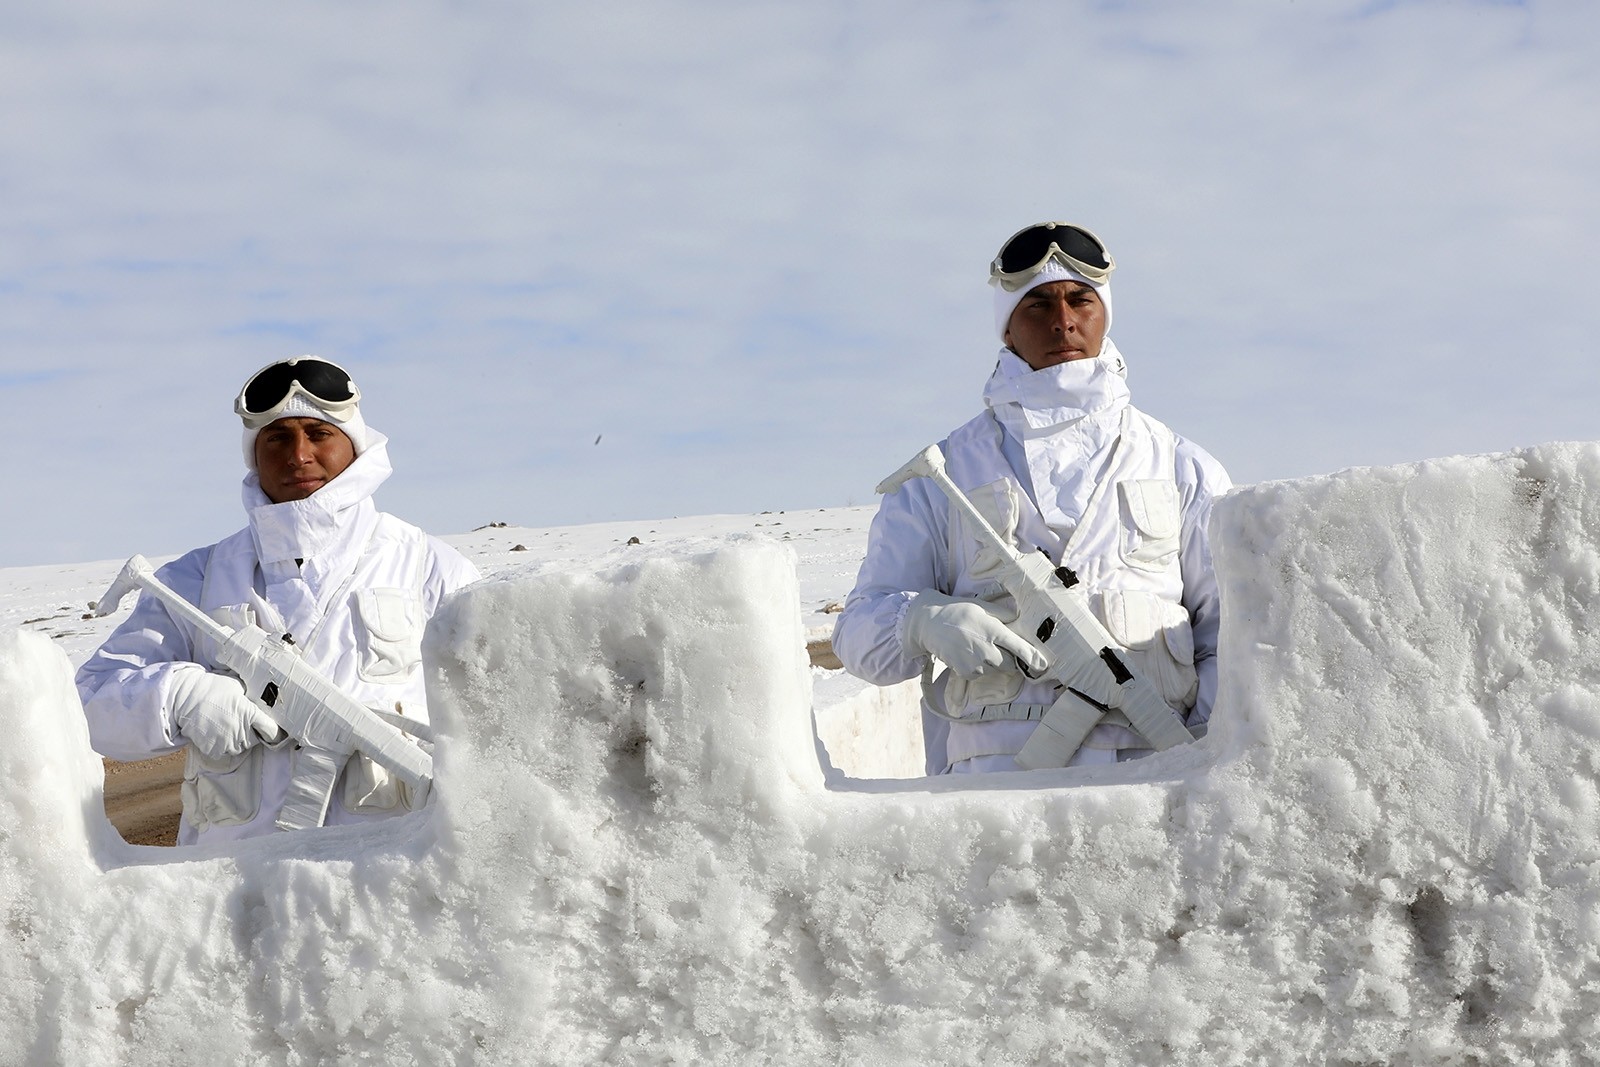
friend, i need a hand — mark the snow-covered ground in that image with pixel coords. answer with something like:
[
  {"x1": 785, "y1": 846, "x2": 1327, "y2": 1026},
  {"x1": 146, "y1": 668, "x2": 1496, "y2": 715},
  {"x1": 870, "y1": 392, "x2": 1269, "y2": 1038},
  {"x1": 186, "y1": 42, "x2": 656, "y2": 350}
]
[{"x1": 4, "y1": 444, "x2": 1600, "y2": 1064}]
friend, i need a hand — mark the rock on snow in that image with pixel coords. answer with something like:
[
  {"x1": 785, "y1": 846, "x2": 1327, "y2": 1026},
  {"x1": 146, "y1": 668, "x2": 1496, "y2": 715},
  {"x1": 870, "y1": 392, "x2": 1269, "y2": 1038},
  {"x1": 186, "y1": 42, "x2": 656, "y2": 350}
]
[{"x1": 3, "y1": 443, "x2": 1600, "y2": 1065}]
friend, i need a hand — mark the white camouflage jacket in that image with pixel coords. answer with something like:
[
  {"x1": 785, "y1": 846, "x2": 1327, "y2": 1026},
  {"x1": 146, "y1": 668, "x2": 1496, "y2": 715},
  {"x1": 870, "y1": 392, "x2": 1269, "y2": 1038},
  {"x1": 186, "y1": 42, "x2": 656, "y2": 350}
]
[
  {"x1": 832, "y1": 344, "x2": 1231, "y2": 773},
  {"x1": 76, "y1": 432, "x2": 480, "y2": 844}
]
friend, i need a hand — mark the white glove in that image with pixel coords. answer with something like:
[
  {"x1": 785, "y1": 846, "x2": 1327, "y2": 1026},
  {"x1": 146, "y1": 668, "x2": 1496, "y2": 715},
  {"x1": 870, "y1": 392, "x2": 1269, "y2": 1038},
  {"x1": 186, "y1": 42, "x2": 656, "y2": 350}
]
[
  {"x1": 901, "y1": 591, "x2": 1049, "y2": 679},
  {"x1": 169, "y1": 668, "x2": 285, "y2": 762}
]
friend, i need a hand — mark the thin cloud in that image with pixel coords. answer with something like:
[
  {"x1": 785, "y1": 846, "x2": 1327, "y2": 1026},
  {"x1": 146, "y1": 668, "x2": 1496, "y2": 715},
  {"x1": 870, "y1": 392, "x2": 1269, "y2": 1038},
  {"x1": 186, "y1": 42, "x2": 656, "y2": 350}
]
[{"x1": 0, "y1": 0, "x2": 1596, "y2": 565}]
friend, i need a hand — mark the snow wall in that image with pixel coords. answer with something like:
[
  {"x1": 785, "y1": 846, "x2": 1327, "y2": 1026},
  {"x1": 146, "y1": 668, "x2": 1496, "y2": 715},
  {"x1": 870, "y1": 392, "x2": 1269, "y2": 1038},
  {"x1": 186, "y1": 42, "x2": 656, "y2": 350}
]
[{"x1": 4, "y1": 442, "x2": 1600, "y2": 1065}]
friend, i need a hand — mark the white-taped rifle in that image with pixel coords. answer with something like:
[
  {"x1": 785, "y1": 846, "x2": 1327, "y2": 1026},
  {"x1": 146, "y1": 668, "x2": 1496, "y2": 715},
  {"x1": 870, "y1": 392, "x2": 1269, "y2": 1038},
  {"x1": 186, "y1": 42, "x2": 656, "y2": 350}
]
[
  {"x1": 877, "y1": 445, "x2": 1197, "y2": 769},
  {"x1": 94, "y1": 554, "x2": 432, "y2": 829}
]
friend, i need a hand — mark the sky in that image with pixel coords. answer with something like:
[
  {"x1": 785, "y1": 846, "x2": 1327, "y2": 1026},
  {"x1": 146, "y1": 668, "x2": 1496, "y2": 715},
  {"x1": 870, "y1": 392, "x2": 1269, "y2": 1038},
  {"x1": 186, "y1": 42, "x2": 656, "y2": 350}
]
[{"x1": 2, "y1": 0, "x2": 1597, "y2": 567}]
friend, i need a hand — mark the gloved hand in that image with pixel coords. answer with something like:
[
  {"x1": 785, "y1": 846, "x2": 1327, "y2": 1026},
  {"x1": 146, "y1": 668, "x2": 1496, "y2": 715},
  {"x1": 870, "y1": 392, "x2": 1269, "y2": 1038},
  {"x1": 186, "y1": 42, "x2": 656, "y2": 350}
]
[
  {"x1": 169, "y1": 668, "x2": 286, "y2": 762},
  {"x1": 901, "y1": 591, "x2": 1049, "y2": 679}
]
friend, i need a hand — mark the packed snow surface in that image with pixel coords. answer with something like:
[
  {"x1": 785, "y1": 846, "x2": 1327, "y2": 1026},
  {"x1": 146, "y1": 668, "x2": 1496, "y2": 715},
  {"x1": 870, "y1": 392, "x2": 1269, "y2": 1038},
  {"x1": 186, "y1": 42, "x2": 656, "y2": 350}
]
[{"x1": 4, "y1": 444, "x2": 1600, "y2": 1064}]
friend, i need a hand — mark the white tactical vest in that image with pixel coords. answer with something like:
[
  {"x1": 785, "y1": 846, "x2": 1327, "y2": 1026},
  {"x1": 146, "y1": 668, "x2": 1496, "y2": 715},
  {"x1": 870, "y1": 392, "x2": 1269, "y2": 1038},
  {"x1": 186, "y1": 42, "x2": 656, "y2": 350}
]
[
  {"x1": 180, "y1": 512, "x2": 438, "y2": 841},
  {"x1": 935, "y1": 407, "x2": 1199, "y2": 769}
]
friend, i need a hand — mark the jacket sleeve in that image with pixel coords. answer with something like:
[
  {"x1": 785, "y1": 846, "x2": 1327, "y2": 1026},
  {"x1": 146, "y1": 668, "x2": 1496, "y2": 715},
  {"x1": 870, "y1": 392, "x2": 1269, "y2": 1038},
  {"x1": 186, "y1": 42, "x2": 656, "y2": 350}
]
[
  {"x1": 831, "y1": 476, "x2": 952, "y2": 686},
  {"x1": 1173, "y1": 437, "x2": 1233, "y2": 728},
  {"x1": 74, "y1": 548, "x2": 213, "y2": 761},
  {"x1": 421, "y1": 536, "x2": 482, "y2": 615}
]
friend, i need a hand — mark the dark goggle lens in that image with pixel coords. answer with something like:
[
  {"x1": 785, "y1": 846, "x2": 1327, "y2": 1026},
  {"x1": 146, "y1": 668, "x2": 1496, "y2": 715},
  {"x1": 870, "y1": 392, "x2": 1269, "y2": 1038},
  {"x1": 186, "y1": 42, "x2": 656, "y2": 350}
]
[
  {"x1": 997, "y1": 225, "x2": 1109, "y2": 274},
  {"x1": 241, "y1": 359, "x2": 355, "y2": 414}
]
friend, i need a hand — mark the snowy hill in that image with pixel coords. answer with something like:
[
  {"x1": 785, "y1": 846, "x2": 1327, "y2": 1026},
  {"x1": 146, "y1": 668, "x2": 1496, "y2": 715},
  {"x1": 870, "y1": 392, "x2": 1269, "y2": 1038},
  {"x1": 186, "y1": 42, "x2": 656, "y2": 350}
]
[
  {"x1": 4, "y1": 445, "x2": 1600, "y2": 1064},
  {"x1": 0, "y1": 507, "x2": 882, "y2": 672}
]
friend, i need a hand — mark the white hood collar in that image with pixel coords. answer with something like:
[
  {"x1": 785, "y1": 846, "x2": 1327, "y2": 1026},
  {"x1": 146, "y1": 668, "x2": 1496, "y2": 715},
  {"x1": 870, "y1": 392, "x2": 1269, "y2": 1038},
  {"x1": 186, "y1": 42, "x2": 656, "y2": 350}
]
[
  {"x1": 242, "y1": 429, "x2": 393, "y2": 565},
  {"x1": 983, "y1": 339, "x2": 1131, "y2": 433}
]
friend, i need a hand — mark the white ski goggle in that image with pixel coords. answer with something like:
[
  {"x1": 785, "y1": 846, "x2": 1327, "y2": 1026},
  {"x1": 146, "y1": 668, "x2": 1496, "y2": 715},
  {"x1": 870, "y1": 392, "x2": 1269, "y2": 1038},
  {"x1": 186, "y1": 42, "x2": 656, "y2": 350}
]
[
  {"x1": 989, "y1": 222, "x2": 1115, "y2": 292},
  {"x1": 234, "y1": 357, "x2": 361, "y2": 430}
]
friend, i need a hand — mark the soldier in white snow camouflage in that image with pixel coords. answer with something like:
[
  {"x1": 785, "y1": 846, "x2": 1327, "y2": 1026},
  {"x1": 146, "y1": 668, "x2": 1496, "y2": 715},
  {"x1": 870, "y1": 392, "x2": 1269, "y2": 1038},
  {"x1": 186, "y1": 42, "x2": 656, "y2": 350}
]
[{"x1": 833, "y1": 223, "x2": 1231, "y2": 773}]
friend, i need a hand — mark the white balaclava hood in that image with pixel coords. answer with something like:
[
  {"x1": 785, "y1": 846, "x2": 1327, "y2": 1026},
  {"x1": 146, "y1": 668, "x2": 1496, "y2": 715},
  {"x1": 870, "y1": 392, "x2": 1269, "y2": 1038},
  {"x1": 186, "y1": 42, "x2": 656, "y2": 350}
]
[
  {"x1": 992, "y1": 258, "x2": 1114, "y2": 343},
  {"x1": 239, "y1": 364, "x2": 370, "y2": 471}
]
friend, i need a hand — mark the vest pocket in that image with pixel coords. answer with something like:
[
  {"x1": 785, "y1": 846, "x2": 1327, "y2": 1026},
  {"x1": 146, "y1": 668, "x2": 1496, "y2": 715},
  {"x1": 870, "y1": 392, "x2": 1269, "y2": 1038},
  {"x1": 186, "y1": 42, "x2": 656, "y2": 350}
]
[
  {"x1": 959, "y1": 479, "x2": 1021, "y2": 585},
  {"x1": 1117, "y1": 479, "x2": 1181, "y2": 572},
  {"x1": 354, "y1": 587, "x2": 424, "y2": 684},
  {"x1": 181, "y1": 744, "x2": 264, "y2": 831},
  {"x1": 343, "y1": 753, "x2": 416, "y2": 815},
  {"x1": 197, "y1": 604, "x2": 256, "y2": 667},
  {"x1": 1098, "y1": 589, "x2": 1199, "y2": 712}
]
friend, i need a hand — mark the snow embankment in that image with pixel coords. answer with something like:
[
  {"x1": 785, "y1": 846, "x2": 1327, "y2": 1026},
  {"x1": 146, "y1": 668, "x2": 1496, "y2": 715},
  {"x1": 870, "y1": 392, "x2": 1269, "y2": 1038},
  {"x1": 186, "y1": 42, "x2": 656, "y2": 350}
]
[{"x1": 3, "y1": 443, "x2": 1600, "y2": 1065}]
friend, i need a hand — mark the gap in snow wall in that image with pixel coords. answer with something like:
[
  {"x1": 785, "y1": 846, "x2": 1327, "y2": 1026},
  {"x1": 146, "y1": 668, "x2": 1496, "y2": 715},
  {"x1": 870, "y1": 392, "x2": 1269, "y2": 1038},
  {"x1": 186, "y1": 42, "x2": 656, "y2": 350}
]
[{"x1": 3, "y1": 443, "x2": 1600, "y2": 1064}]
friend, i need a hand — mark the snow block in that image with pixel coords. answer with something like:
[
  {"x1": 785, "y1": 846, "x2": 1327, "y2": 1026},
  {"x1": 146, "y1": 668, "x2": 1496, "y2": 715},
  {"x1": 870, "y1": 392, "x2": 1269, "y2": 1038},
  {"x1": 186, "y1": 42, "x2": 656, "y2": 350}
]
[{"x1": 3, "y1": 447, "x2": 1600, "y2": 1064}]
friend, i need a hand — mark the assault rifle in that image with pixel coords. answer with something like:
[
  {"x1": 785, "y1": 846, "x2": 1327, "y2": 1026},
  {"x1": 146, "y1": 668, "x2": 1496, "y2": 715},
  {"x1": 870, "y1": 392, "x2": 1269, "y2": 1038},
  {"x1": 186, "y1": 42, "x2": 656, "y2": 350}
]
[
  {"x1": 95, "y1": 554, "x2": 432, "y2": 830},
  {"x1": 877, "y1": 445, "x2": 1196, "y2": 769}
]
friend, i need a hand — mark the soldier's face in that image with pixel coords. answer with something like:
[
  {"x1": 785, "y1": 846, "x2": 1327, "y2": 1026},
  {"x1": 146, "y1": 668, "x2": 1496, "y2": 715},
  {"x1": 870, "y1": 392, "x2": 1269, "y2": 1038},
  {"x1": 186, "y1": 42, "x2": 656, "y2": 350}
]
[
  {"x1": 254, "y1": 417, "x2": 355, "y2": 503},
  {"x1": 1003, "y1": 281, "x2": 1107, "y2": 370}
]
